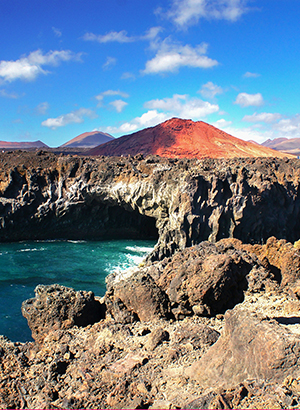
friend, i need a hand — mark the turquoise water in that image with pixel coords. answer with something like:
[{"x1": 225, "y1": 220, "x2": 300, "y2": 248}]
[{"x1": 0, "y1": 239, "x2": 155, "y2": 343}]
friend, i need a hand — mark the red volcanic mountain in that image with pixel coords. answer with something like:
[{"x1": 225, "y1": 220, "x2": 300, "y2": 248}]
[
  {"x1": 60, "y1": 131, "x2": 114, "y2": 148},
  {"x1": 88, "y1": 118, "x2": 294, "y2": 159},
  {"x1": 0, "y1": 140, "x2": 48, "y2": 149}
]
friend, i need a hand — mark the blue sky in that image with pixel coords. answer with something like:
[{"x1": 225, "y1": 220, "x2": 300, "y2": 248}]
[{"x1": 0, "y1": 0, "x2": 300, "y2": 147}]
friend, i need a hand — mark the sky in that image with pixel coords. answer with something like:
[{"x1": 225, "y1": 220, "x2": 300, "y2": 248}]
[{"x1": 0, "y1": 0, "x2": 300, "y2": 147}]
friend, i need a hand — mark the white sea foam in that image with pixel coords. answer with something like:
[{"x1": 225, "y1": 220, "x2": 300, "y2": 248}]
[{"x1": 125, "y1": 246, "x2": 154, "y2": 253}]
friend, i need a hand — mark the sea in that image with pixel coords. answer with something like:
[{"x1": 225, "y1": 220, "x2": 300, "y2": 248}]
[{"x1": 0, "y1": 239, "x2": 155, "y2": 343}]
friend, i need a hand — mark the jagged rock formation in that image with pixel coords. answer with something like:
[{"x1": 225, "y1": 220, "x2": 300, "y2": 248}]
[
  {"x1": 2, "y1": 238, "x2": 300, "y2": 408},
  {"x1": 89, "y1": 118, "x2": 294, "y2": 159},
  {"x1": 1, "y1": 151, "x2": 300, "y2": 262}
]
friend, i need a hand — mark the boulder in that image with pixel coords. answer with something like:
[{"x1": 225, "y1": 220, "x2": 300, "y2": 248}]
[
  {"x1": 189, "y1": 303, "x2": 300, "y2": 389},
  {"x1": 156, "y1": 241, "x2": 254, "y2": 318},
  {"x1": 21, "y1": 284, "x2": 105, "y2": 343},
  {"x1": 105, "y1": 270, "x2": 172, "y2": 323}
]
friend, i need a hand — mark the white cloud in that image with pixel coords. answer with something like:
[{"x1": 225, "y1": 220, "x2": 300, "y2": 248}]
[
  {"x1": 52, "y1": 27, "x2": 62, "y2": 38},
  {"x1": 35, "y1": 102, "x2": 50, "y2": 115},
  {"x1": 104, "y1": 110, "x2": 170, "y2": 135},
  {"x1": 109, "y1": 99, "x2": 128, "y2": 113},
  {"x1": 199, "y1": 81, "x2": 223, "y2": 99},
  {"x1": 95, "y1": 90, "x2": 129, "y2": 107},
  {"x1": 0, "y1": 49, "x2": 82, "y2": 83},
  {"x1": 243, "y1": 71, "x2": 261, "y2": 78},
  {"x1": 83, "y1": 26, "x2": 162, "y2": 44},
  {"x1": 213, "y1": 118, "x2": 232, "y2": 128},
  {"x1": 234, "y1": 92, "x2": 264, "y2": 107},
  {"x1": 41, "y1": 108, "x2": 97, "y2": 129},
  {"x1": 164, "y1": 0, "x2": 250, "y2": 28},
  {"x1": 0, "y1": 89, "x2": 20, "y2": 99},
  {"x1": 103, "y1": 94, "x2": 219, "y2": 136},
  {"x1": 83, "y1": 30, "x2": 135, "y2": 43},
  {"x1": 243, "y1": 112, "x2": 282, "y2": 123},
  {"x1": 274, "y1": 115, "x2": 300, "y2": 136},
  {"x1": 102, "y1": 57, "x2": 117, "y2": 70},
  {"x1": 145, "y1": 94, "x2": 219, "y2": 118},
  {"x1": 142, "y1": 39, "x2": 218, "y2": 74},
  {"x1": 121, "y1": 72, "x2": 136, "y2": 81}
]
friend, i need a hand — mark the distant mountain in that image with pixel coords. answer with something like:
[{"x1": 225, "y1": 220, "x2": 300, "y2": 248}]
[
  {"x1": 88, "y1": 118, "x2": 294, "y2": 159},
  {"x1": 60, "y1": 131, "x2": 114, "y2": 148},
  {"x1": 262, "y1": 137, "x2": 300, "y2": 155},
  {"x1": 0, "y1": 140, "x2": 48, "y2": 149}
]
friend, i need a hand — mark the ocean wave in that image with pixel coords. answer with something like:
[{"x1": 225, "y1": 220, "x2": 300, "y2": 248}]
[
  {"x1": 125, "y1": 246, "x2": 154, "y2": 254},
  {"x1": 67, "y1": 240, "x2": 87, "y2": 244},
  {"x1": 17, "y1": 248, "x2": 45, "y2": 253}
]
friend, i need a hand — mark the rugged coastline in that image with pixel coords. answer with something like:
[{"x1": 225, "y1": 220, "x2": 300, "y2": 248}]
[{"x1": 2, "y1": 151, "x2": 300, "y2": 408}]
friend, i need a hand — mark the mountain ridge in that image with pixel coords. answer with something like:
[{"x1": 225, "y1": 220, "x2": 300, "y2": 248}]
[
  {"x1": 60, "y1": 131, "x2": 114, "y2": 148},
  {"x1": 89, "y1": 118, "x2": 294, "y2": 159}
]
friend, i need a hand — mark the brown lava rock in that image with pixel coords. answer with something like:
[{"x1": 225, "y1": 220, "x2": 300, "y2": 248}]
[{"x1": 21, "y1": 284, "x2": 105, "y2": 343}]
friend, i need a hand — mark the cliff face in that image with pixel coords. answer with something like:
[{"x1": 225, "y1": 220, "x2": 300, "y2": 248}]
[{"x1": 1, "y1": 151, "x2": 300, "y2": 261}]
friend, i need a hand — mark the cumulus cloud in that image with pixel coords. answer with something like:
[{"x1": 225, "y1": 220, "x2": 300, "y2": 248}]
[
  {"x1": 234, "y1": 92, "x2": 264, "y2": 107},
  {"x1": 163, "y1": 0, "x2": 250, "y2": 28},
  {"x1": 274, "y1": 115, "x2": 300, "y2": 136},
  {"x1": 103, "y1": 94, "x2": 219, "y2": 136},
  {"x1": 109, "y1": 99, "x2": 128, "y2": 113},
  {"x1": 145, "y1": 94, "x2": 219, "y2": 117},
  {"x1": 95, "y1": 90, "x2": 129, "y2": 107},
  {"x1": 104, "y1": 110, "x2": 169, "y2": 135},
  {"x1": 142, "y1": 40, "x2": 218, "y2": 74},
  {"x1": 0, "y1": 49, "x2": 82, "y2": 83},
  {"x1": 41, "y1": 108, "x2": 97, "y2": 129},
  {"x1": 199, "y1": 81, "x2": 224, "y2": 99},
  {"x1": 243, "y1": 112, "x2": 282, "y2": 123},
  {"x1": 243, "y1": 71, "x2": 261, "y2": 78}
]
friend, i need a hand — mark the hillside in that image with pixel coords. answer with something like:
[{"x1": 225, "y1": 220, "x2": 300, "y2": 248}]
[
  {"x1": 60, "y1": 131, "x2": 114, "y2": 148},
  {"x1": 89, "y1": 118, "x2": 294, "y2": 159},
  {"x1": 0, "y1": 140, "x2": 48, "y2": 149},
  {"x1": 262, "y1": 137, "x2": 300, "y2": 156}
]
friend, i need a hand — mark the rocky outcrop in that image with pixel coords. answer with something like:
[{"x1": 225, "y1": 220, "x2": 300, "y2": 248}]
[
  {"x1": 1, "y1": 151, "x2": 300, "y2": 262},
  {"x1": 2, "y1": 238, "x2": 300, "y2": 408},
  {"x1": 189, "y1": 303, "x2": 300, "y2": 389},
  {"x1": 21, "y1": 284, "x2": 105, "y2": 343}
]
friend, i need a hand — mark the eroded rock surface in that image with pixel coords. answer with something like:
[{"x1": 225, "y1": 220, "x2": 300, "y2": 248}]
[
  {"x1": 1, "y1": 151, "x2": 300, "y2": 260},
  {"x1": 21, "y1": 284, "x2": 105, "y2": 343}
]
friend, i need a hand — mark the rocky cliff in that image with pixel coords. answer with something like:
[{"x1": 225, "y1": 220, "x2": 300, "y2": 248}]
[
  {"x1": 1, "y1": 150, "x2": 300, "y2": 261},
  {"x1": 2, "y1": 151, "x2": 300, "y2": 408}
]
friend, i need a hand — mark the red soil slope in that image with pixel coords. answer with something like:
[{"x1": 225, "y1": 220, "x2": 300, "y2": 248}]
[{"x1": 89, "y1": 118, "x2": 294, "y2": 159}]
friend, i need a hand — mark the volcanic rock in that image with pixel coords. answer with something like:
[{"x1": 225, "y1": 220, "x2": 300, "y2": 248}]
[
  {"x1": 21, "y1": 284, "x2": 105, "y2": 343},
  {"x1": 105, "y1": 269, "x2": 172, "y2": 323},
  {"x1": 89, "y1": 118, "x2": 294, "y2": 159},
  {"x1": 189, "y1": 301, "x2": 300, "y2": 390},
  {"x1": 1, "y1": 151, "x2": 300, "y2": 262}
]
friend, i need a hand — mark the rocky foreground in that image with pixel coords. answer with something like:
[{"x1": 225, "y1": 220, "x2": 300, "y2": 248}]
[
  {"x1": 2, "y1": 152, "x2": 300, "y2": 408},
  {"x1": 2, "y1": 237, "x2": 300, "y2": 408}
]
